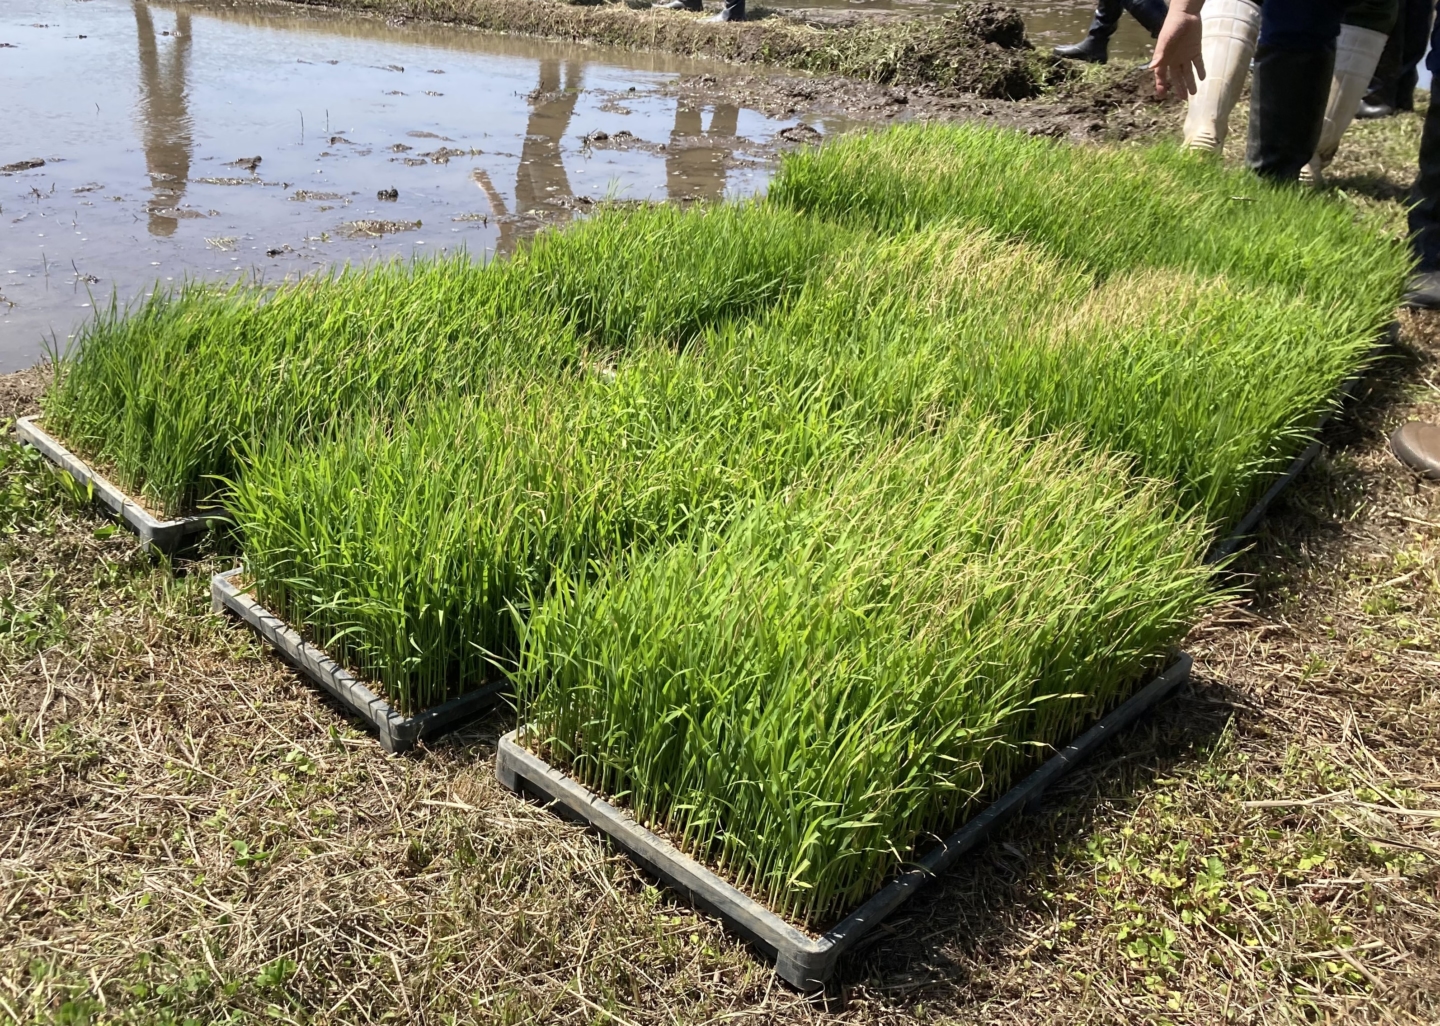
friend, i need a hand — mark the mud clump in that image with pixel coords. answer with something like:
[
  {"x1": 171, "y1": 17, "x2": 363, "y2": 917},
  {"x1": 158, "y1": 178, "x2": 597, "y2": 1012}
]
[
  {"x1": 825, "y1": 11, "x2": 1041, "y2": 99},
  {"x1": 290, "y1": 190, "x2": 348, "y2": 202},
  {"x1": 282, "y1": 0, "x2": 1044, "y2": 99},
  {"x1": 344, "y1": 218, "x2": 421, "y2": 236},
  {"x1": 421, "y1": 147, "x2": 470, "y2": 163},
  {"x1": 957, "y1": 1, "x2": 1026, "y2": 47},
  {"x1": 778, "y1": 123, "x2": 822, "y2": 144}
]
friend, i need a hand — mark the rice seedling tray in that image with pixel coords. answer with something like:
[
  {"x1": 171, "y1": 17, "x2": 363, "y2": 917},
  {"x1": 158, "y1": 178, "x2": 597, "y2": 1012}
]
[
  {"x1": 496, "y1": 654, "x2": 1192, "y2": 990},
  {"x1": 1208, "y1": 321, "x2": 1397, "y2": 564},
  {"x1": 15, "y1": 415, "x2": 215, "y2": 554},
  {"x1": 211, "y1": 568, "x2": 502, "y2": 754}
]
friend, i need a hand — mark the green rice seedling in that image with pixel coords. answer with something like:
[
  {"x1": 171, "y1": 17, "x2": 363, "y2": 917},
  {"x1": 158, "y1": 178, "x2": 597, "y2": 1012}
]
[
  {"x1": 687, "y1": 226, "x2": 1380, "y2": 526},
  {"x1": 769, "y1": 123, "x2": 1409, "y2": 321},
  {"x1": 227, "y1": 356, "x2": 866, "y2": 714},
  {"x1": 516, "y1": 418, "x2": 1217, "y2": 927},
  {"x1": 230, "y1": 215, "x2": 1387, "y2": 710},
  {"x1": 44, "y1": 202, "x2": 852, "y2": 517}
]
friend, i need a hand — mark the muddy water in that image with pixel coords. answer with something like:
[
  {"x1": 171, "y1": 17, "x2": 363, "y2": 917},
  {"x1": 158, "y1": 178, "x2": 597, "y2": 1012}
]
[{"x1": 0, "y1": 0, "x2": 845, "y2": 371}]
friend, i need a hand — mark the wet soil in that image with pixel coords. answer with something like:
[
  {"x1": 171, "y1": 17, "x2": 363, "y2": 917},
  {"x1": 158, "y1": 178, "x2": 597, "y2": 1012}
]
[
  {"x1": 670, "y1": 61, "x2": 1173, "y2": 146},
  {"x1": 280, "y1": 0, "x2": 1060, "y2": 97}
]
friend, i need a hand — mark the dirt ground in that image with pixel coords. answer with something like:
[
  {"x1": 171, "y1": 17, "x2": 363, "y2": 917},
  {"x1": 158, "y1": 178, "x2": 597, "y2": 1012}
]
[{"x1": 2, "y1": 16, "x2": 1439, "y2": 1026}]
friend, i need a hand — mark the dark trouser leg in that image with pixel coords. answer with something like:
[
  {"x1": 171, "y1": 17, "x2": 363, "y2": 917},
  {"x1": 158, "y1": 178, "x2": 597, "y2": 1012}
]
[
  {"x1": 1364, "y1": 20, "x2": 1407, "y2": 111},
  {"x1": 1053, "y1": 0, "x2": 1126, "y2": 62},
  {"x1": 1246, "y1": 0, "x2": 1346, "y2": 181},
  {"x1": 1407, "y1": 8, "x2": 1440, "y2": 274},
  {"x1": 1342, "y1": 0, "x2": 1399, "y2": 34},
  {"x1": 1395, "y1": 0, "x2": 1432, "y2": 107},
  {"x1": 1126, "y1": 0, "x2": 1170, "y2": 36},
  {"x1": 1361, "y1": 0, "x2": 1423, "y2": 114}
]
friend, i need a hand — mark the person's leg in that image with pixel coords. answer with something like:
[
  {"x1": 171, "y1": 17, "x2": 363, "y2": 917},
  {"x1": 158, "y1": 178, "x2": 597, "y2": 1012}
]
[
  {"x1": 1246, "y1": 0, "x2": 1347, "y2": 181},
  {"x1": 1302, "y1": 1, "x2": 1396, "y2": 181},
  {"x1": 1125, "y1": 0, "x2": 1170, "y2": 36},
  {"x1": 1184, "y1": 0, "x2": 1263, "y2": 153},
  {"x1": 1392, "y1": 3, "x2": 1440, "y2": 480},
  {"x1": 1053, "y1": 0, "x2": 1126, "y2": 63},
  {"x1": 1404, "y1": 6, "x2": 1440, "y2": 305},
  {"x1": 1360, "y1": 15, "x2": 1407, "y2": 114},
  {"x1": 1395, "y1": 0, "x2": 1434, "y2": 107}
]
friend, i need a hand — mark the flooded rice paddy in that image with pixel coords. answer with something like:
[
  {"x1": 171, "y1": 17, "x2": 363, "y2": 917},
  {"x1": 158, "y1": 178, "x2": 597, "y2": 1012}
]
[
  {"x1": 1, "y1": 0, "x2": 1166, "y2": 371},
  {"x1": 0, "y1": 0, "x2": 849, "y2": 370}
]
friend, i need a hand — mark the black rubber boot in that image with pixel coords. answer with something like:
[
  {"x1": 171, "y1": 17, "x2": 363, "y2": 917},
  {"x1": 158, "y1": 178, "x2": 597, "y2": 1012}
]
[
  {"x1": 1246, "y1": 45, "x2": 1335, "y2": 182},
  {"x1": 1052, "y1": 0, "x2": 1124, "y2": 63},
  {"x1": 709, "y1": 0, "x2": 743, "y2": 20},
  {"x1": 1403, "y1": 270, "x2": 1440, "y2": 309},
  {"x1": 1128, "y1": 0, "x2": 1170, "y2": 37}
]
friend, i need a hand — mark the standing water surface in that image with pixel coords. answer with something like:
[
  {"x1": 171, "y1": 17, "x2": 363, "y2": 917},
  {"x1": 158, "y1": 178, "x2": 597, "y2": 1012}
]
[{"x1": 1, "y1": 0, "x2": 842, "y2": 371}]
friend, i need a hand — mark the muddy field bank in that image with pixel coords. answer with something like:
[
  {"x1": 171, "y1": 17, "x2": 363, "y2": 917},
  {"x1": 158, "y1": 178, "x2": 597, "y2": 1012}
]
[{"x1": 279, "y1": 0, "x2": 1057, "y2": 98}]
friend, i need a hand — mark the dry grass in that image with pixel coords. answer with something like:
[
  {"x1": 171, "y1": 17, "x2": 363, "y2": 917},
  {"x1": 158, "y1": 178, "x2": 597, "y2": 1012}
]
[{"x1": 1, "y1": 302, "x2": 1437, "y2": 1022}]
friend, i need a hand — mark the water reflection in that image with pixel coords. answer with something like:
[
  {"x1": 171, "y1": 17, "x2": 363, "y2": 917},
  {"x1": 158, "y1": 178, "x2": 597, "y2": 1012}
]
[
  {"x1": 471, "y1": 167, "x2": 516, "y2": 255},
  {"x1": 667, "y1": 103, "x2": 738, "y2": 203},
  {"x1": 133, "y1": 1, "x2": 194, "y2": 237},
  {"x1": 516, "y1": 59, "x2": 582, "y2": 216},
  {"x1": 474, "y1": 75, "x2": 739, "y2": 256}
]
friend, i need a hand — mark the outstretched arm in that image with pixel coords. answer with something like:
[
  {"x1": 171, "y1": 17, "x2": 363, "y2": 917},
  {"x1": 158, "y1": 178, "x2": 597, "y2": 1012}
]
[{"x1": 1150, "y1": 0, "x2": 1207, "y2": 98}]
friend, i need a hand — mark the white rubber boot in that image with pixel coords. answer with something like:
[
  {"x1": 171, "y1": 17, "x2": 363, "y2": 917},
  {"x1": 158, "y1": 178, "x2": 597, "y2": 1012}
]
[
  {"x1": 1183, "y1": 0, "x2": 1262, "y2": 155},
  {"x1": 1301, "y1": 24, "x2": 1389, "y2": 185}
]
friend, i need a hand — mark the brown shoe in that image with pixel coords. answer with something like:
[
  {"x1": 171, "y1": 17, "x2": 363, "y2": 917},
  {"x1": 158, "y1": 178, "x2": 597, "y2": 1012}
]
[{"x1": 1391, "y1": 421, "x2": 1440, "y2": 479}]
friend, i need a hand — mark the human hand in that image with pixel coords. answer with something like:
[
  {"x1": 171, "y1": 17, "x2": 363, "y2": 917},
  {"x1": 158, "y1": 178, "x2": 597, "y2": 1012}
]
[{"x1": 1149, "y1": 10, "x2": 1205, "y2": 98}]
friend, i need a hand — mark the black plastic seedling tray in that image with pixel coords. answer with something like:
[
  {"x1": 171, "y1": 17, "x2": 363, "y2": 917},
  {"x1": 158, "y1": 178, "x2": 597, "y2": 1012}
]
[
  {"x1": 1208, "y1": 322, "x2": 1397, "y2": 564},
  {"x1": 212, "y1": 568, "x2": 502, "y2": 754},
  {"x1": 497, "y1": 654, "x2": 1193, "y2": 989},
  {"x1": 1207, "y1": 374, "x2": 1364, "y2": 564},
  {"x1": 15, "y1": 416, "x2": 216, "y2": 554}
]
